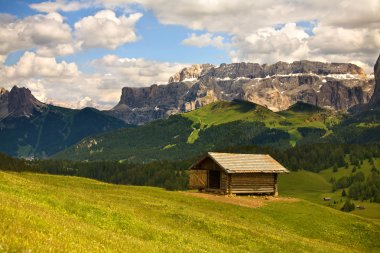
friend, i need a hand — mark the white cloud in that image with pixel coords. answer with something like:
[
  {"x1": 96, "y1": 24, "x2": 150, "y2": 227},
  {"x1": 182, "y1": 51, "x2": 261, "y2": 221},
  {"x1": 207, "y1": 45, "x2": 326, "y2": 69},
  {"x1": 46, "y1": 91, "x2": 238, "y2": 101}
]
[
  {"x1": 0, "y1": 9, "x2": 143, "y2": 57},
  {"x1": 74, "y1": 10, "x2": 142, "y2": 49},
  {"x1": 29, "y1": 0, "x2": 92, "y2": 13},
  {"x1": 229, "y1": 23, "x2": 310, "y2": 64},
  {"x1": 36, "y1": 43, "x2": 79, "y2": 57},
  {"x1": 0, "y1": 55, "x2": 6, "y2": 64},
  {"x1": 3, "y1": 52, "x2": 79, "y2": 79},
  {"x1": 0, "y1": 12, "x2": 73, "y2": 56},
  {"x1": 182, "y1": 33, "x2": 226, "y2": 49},
  {"x1": 310, "y1": 25, "x2": 380, "y2": 55},
  {"x1": 0, "y1": 52, "x2": 186, "y2": 109},
  {"x1": 91, "y1": 54, "x2": 186, "y2": 88},
  {"x1": 77, "y1": 96, "x2": 96, "y2": 108},
  {"x1": 0, "y1": 52, "x2": 86, "y2": 107},
  {"x1": 27, "y1": 0, "x2": 380, "y2": 68},
  {"x1": 102, "y1": 0, "x2": 378, "y2": 70}
]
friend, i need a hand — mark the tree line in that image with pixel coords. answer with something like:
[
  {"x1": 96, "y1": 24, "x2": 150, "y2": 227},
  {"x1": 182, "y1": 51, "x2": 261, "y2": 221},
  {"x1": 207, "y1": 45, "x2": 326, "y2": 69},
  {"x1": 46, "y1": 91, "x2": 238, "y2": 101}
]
[{"x1": 1, "y1": 143, "x2": 380, "y2": 195}]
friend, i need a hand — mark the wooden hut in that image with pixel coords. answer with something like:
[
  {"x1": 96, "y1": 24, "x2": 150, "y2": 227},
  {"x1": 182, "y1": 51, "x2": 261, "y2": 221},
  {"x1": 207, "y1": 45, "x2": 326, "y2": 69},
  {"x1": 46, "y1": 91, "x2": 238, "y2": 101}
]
[{"x1": 188, "y1": 152, "x2": 289, "y2": 195}]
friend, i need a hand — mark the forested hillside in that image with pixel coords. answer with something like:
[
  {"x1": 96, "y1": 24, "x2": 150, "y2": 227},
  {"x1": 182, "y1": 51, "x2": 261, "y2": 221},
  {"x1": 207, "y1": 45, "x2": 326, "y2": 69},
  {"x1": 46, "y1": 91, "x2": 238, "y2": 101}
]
[
  {"x1": 0, "y1": 105, "x2": 129, "y2": 158},
  {"x1": 53, "y1": 100, "x2": 346, "y2": 162}
]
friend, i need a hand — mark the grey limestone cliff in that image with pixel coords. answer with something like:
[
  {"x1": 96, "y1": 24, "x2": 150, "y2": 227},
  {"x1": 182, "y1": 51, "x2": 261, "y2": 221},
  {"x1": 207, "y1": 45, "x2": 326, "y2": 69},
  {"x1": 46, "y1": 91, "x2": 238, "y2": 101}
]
[{"x1": 108, "y1": 60, "x2": 374, "y2": 125}]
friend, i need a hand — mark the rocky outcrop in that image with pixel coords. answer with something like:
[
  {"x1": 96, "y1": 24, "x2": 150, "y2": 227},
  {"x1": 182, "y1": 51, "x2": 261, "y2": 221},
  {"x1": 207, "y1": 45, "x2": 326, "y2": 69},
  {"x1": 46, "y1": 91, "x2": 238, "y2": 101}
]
[
  {"x1": 368, "y1": 54, "x2": 380, "y2": 109},
  {"x1": 110, "y1": 61, "x2": 374, "y2": 125},
  {"x1": 0, "y1": 86, "x2": 46, "y2": 119},
  {"x1": 108, "y1": 82, "x2": 193, "y2": 125},
  {"x1": 168, "y1": 64, "x2": 214, "y2": 83}
]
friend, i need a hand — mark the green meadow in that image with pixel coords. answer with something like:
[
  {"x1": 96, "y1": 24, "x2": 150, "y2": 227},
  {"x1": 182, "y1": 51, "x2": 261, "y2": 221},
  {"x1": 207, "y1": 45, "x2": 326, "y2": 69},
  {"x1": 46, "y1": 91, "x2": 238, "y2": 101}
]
[
  {"x1": 279, "y1": 158, "x2": 380, "y2": 220},
  {"x1": 1, "y1": 171, "x2": 380, "y2": 252}
]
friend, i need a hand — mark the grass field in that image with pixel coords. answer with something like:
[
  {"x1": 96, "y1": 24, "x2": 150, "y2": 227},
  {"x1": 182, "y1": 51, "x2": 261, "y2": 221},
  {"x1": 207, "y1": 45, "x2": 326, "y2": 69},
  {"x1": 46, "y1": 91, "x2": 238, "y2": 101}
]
[
  {"x1": 182, "y1": 101, "x2": 340, "y2": 135},
  {"x1": 279, "y1": 158, "x2": 380, "y2": 220},
  {"x1": 181, "y1": 100, "x2": 345, "y2": 148},
  {"x1": 1, "y1": 171, "x2": 380, "y2": 252}
]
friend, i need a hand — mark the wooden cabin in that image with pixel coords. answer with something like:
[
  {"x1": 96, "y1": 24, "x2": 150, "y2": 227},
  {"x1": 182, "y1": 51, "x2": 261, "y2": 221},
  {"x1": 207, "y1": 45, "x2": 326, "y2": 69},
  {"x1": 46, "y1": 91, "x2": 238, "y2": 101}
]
[{"x1": 188, "y1": 152, "x2": 289, "y2": 195}]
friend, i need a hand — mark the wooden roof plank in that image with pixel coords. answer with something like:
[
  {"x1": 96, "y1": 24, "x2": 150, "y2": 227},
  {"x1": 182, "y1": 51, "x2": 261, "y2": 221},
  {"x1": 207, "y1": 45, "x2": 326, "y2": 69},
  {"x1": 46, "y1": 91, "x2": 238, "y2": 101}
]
[{"x1": 189, "y1": 152, "x2": 289, "y2": 174}]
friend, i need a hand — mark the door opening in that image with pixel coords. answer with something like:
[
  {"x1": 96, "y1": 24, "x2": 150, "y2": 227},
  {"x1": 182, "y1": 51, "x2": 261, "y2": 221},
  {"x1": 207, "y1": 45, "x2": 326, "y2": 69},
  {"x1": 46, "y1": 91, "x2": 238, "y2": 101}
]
[{"x1": 209, "y1": 170, "x2": 221, "y2": 189}]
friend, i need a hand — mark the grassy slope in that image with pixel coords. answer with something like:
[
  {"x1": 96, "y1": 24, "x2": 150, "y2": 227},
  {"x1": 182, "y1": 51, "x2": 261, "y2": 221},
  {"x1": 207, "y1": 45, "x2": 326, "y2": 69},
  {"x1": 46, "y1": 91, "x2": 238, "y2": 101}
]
[
  {"x1": 1, "y1": 172, "x2": 379, "y2": 253},
  {"x1": 279, "y1": 158, "x2": 380, "y2": 220},
  {"x1": 54, "y1": 101, "x2": 340, "y2": 161},
  {"x1": 183, "y1": 101, "x2": 337, "y2": 140},
  {"x1": 182, "y1": 100, "x2": 282, "y2": 128}
]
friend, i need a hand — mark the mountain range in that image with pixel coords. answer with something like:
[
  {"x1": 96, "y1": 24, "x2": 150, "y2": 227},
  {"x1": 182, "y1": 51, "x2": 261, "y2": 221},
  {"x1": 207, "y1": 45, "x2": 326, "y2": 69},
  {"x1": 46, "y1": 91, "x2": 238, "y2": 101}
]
[
  {"x1": 1, "y1": 56, "x2": 379, "y2": 159},
  {"x1": 108, "y1": 60, "x2": 374, "y2": 125},
  {"x1": 0, "y1": 86, "x2": 128, "y2": 158}
]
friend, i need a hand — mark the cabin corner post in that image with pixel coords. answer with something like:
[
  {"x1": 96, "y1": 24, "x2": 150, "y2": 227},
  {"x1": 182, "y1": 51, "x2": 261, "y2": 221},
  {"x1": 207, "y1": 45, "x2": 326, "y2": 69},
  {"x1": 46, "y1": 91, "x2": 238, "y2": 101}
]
[
  {"x1": 274, "y1": 173, "x2": 278, "y2": 197},
  {"x1": 227, "y1": 174, "x2": 232, "y2": 195}
]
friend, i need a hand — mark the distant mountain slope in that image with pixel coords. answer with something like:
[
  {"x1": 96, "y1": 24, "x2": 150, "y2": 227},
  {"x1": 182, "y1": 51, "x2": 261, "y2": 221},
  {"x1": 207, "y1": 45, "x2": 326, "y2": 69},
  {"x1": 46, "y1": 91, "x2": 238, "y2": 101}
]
[
  {"x1": 107, "y1": 60, "x2": 374, "y2": 125},
  {"x1": 54, "y1": 100, "x2": 343, "y2": 162},
  {"x1": 0, "y1": 86, "x2": 129, "y2": 158}
]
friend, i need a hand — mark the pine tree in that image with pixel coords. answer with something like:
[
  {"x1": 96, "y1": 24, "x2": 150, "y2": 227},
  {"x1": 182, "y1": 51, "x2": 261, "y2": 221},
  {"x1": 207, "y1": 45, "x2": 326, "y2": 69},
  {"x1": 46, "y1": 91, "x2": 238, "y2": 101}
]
[{"x1": 341, "y1": 200, "x2": 355, "y2": 212}]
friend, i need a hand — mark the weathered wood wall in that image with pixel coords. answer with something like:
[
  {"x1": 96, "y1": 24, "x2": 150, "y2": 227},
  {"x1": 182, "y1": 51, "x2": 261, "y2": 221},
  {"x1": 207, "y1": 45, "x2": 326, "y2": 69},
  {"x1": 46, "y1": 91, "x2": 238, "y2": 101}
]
[
  {"x1": 220, "y1": 172, "x2": 228, "y2": 192},
  {"x1": 189, "y1": 170, "x2": 207, "y2": 189},
  {"x1": 230, "y1": 173, "x2": 275, "y2": 194},
  {"x1": 189, "y1": 158, "x2": 229, "y2": 193},
  {"x1": 201, "y1": 158, "x2": 217, "y2": 170}
]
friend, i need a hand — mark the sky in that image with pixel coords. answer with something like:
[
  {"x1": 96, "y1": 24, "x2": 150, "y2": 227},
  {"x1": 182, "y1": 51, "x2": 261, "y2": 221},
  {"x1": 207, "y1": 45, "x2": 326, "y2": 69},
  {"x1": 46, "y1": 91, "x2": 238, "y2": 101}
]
[{"x1": 0, "y1": 0, "x2": 379, "y2": 109}]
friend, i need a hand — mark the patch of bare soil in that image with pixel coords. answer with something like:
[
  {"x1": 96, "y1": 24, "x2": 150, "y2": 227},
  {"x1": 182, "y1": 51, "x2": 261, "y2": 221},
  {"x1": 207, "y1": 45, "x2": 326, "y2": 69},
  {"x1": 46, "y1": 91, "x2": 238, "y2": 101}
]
[{"x1": 184, "y1": 192, "x2": 299, "y2": 208}]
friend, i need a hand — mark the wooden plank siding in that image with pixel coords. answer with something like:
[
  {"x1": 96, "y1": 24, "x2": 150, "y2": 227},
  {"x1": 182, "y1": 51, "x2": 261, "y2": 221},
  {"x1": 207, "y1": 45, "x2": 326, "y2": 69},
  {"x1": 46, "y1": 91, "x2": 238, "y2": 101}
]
[
  {"x1": 230, "y1": 173, "x2": 276, "y2": 194},
  {"x1": 189, "y1": 170, "x2": 207, "y2": 189},
  {"x1": 220, "y1": 172, "x2": 228, "y2": 192}
]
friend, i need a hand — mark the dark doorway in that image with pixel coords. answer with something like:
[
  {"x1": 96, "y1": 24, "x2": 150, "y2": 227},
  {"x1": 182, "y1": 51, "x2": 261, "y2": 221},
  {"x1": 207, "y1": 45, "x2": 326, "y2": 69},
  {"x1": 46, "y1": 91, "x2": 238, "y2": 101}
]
[{"x1": 209, "y1": 170, "x2": 221, "y2": 189}]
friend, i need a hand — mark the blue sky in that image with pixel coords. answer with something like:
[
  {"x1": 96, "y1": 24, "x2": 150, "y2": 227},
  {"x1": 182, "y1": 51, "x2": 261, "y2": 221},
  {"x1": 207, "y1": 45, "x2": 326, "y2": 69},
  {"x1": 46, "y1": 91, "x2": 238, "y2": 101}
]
[
  {"x1": 0, "y1": 0, "x2": 230, "y2": 68},
  {"x1": 0, "y1": 0, "x2": 378, "y2": 108}
]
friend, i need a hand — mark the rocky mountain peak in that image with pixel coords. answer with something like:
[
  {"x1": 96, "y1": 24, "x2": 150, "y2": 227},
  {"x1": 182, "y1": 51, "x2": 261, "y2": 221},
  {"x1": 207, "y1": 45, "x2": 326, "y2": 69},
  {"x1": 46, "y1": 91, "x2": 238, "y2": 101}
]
[
  {"x1": 110, "y1": 60, "x2": 374, "y2": 125},
  {"x1": 368, "y1": 54, "x2": 380, "y2": 109},
  {"x1": 0, "y1": 87, "x2": 8, "y2": 95},
  {"x1": 169, "y1": 64, "x2": 214, "y2": 83},
  {"x1": 0, "y1": 86, "x2": 46, "y2": 119}
]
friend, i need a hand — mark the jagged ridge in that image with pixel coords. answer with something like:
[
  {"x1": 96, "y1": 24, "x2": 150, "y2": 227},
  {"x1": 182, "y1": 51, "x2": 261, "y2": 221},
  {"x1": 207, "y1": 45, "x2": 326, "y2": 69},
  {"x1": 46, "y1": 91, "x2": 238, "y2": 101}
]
[{"x1": 108, "y1": 60, "x2": 374, "y2": 125}]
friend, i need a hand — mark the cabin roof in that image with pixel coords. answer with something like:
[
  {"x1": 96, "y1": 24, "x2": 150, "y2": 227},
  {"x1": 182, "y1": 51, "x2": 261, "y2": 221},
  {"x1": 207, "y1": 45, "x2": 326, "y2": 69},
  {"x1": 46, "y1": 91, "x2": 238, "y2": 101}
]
[{"x1": 190, "y1": 152, "x2": 289, "y2": 174}]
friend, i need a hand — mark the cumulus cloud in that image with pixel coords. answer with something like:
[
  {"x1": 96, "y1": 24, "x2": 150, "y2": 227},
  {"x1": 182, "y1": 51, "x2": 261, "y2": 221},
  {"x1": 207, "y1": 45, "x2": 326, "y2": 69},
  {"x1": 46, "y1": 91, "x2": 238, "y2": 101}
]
[
  {"x1": 309, "y1": 25, "x2": 380, "y2": 56},
  {"x1": 0, "y1": 9, "x2": 143, "y2": 57},
  {"x1": 77, "y1": 96, "x2": 96, "y2": 108},
  {"x1": 0, "y1": 52, "x2": 186, "y2": 109},
  {"x1": 74, "y1": 10, "x2": 142, "y2": 49},
  {"x1": 182, "y1": 33, "x2": 226, "y2": 49},
  {"x1": 0, "y1": 12, "x2": 73, "y2": 56},
  {"x1": 30, "y1": 0, "x2": 92, "y2": 13},
  {"x1": 230, "y1": 23, "x2": 310, "y2": 63},
  {"x1": 0, "y1": 51, "x2": 87, "y2": 108},
  {"x1": 3, "y1": 52, "x2": 79, "y2": 79},
  {"x1": 27, "y1": 0, "x2": 380, "y2": 68},
  {"x1": 94, "y1": 0, "x2": 378, "y2": 69},
  {"x1": 91, "y1": 54, "x2": 186, "y2": 88}
]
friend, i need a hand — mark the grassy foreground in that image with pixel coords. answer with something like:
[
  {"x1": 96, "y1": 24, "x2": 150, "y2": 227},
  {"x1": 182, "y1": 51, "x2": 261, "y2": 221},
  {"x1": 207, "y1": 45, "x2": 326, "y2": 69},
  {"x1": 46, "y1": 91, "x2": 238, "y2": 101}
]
[{"x1": 1, "y1": 172, "x2": 380, "y2": 252}]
